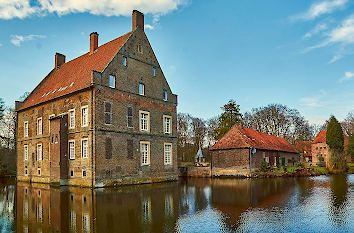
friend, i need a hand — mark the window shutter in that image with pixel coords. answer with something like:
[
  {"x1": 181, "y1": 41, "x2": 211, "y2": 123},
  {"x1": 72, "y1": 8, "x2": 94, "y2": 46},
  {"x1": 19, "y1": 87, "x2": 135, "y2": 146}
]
[
  {"x1": 105, "y1": 138, "x2": 112, "y2": 159},
  {"x1": 127, "y1": 139, "x2": 133, "y2": 159}
]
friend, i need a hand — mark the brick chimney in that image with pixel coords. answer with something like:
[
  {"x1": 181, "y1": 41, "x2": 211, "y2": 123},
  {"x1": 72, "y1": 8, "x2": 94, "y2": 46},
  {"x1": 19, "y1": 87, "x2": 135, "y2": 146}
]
[
  {"x1": 55, "y1": 53, "x2": 65, "y2": 68},
  {"x1": 132, "y1": 10, "x2": 144, "y2": 31},
  {"x1": 90, "y1": 32, "x2": 99, "y2": 53}
]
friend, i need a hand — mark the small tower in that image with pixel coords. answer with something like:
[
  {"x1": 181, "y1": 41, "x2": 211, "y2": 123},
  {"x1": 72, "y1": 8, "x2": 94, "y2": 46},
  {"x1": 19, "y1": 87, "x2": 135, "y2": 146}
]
[{"x1": 195, "y1": 147, "x2": 206, "y2": 165}]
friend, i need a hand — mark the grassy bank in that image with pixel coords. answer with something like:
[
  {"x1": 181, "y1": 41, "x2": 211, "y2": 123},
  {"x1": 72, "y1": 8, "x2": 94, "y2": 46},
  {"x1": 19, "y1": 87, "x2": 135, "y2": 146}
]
[{"x1": 254, "y1": 166, "x2": 328, "y2": 178}]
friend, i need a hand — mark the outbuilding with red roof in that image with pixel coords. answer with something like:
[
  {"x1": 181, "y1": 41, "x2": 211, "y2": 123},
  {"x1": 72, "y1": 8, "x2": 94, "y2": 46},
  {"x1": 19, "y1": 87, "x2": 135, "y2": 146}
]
[{"x1": 210, "y1": 125, "x2": 300, "y2": 176}]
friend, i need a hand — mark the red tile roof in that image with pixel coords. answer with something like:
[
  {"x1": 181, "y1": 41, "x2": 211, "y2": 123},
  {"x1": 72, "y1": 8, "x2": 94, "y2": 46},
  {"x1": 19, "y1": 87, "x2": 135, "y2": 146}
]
[
  {"x1": 210, "y1": 125, "x2": 297, "y2": 153},
  {"x1": 313, "y1": 130, "x2": 326, "y2": 143},
  {"x1": 18, "y1": 31, "x2": 133, "y2": 111},
  {"x1": 293, "y1": 141, "x2": 312, "y2": 157},
  {"x1": 313, "y1": 130, "x2": 349, "y2": 147}
]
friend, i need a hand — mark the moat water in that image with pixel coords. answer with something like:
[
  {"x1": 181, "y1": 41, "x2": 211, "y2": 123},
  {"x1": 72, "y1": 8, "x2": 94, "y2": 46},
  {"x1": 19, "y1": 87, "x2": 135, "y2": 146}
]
[{"x1": 0, "y1": 175, "x2": 353, "y2": 232}]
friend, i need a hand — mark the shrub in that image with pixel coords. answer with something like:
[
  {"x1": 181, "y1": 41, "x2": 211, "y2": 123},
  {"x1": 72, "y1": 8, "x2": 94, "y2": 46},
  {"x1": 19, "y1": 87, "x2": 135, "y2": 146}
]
[
  {"x1": 260, "y1": 161, "x2": 269, "y2": 172},
  {"x1": 318, "y1": 156, "x2": 324, "y2": 162},
  {"x1": 297, "y1": 162, "x2": 304, "y2": 168}
]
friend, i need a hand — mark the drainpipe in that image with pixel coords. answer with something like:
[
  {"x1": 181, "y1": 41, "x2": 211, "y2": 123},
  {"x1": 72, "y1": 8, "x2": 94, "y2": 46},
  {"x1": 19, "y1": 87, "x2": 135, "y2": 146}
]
[{"x1": 249, "y1": 148, "x2": 252, "y2": 177}]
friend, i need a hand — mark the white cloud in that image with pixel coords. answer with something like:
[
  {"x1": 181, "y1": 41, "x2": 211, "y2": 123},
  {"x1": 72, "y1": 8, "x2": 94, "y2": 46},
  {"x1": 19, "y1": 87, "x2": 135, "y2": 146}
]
[
  {"x1": 300, "y1": 90, "x2": 326, "y2": 107},
  {"x1": 0, "y1": 0, "x2": 38, "y2": 19},
  {"x1": 304, "y1": 23, "x2": 327, "y2": 38},
  {"x1": 144, "y1": 24, "x2": 154, "y2": 30},
  {"x1": 328, "y1": 54, "x2": 342, "y2": 63},
  {"x1": 328, "y1": 14, "x2": 354, "y2": 44},
  {"x1": 10, "y1": 34, "x2": 46, "y2": 46},
  {"x1": 292, "y1": 0, "x2": 348, "y2": 21},
  {"x1": 303, "y1": 15, "x2": 354, "y2": 53},
  {"x1": 0, "y1": 0, "x2": 187, "y2": 19},
  {"x1": 339, "y1": 71, "x2": 354, "y2": 82}
]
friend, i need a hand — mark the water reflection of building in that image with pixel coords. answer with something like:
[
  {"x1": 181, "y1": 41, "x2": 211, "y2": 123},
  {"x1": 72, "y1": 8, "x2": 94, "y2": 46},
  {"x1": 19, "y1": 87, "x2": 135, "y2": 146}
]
[
  {"x1": 16, "y1": 182, "x2": 180, "y2": 232},
  {"x1": 16, "y1": 182, "x2": 93, "y2": 233},
  {"x1": 211, "y1": 178, "x2": 296, "y2": 231}
]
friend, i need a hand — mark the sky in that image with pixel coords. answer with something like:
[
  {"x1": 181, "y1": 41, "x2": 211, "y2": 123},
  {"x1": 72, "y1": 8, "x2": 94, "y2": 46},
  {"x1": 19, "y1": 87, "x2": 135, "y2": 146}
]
[{"x1": 0, "y1": 0, "x2": 354, "y2": 125}]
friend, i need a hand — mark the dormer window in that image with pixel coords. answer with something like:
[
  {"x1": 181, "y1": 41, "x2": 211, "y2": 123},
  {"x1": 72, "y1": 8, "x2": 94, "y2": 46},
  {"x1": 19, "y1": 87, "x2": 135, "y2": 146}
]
[
  {"x1": 137, "y1": 44, "x2": 143, "y2": 53},
  {"x1": 152, "y1": 67, "x2": 156, "y2": 77},
  {"x1": 123, "y1": 56, "x2": 127, "y2": 67},
  {"x1": 109, "y1": 75, "x2": 116, "y2": 88}
]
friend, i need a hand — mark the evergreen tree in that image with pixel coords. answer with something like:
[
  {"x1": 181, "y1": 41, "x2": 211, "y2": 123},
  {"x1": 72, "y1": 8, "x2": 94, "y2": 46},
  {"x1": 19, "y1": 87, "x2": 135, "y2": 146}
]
[
  {"x1": 326, "y1": 116, "x2": 346, "y2": 172},
  {"x1": 326, "y1": 116, "x2": 344, "y2": 151},
  {"x1": 214, "y1": 100, "x2": 242, "y2": 140}
]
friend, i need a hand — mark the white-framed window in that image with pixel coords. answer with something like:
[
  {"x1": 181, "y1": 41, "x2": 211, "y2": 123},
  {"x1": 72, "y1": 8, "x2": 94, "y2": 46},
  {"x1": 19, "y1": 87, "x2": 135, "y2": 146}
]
[
  {"x1": 82, "y1": 170, "x2": 87, "y2": 177},
  {"x1": 69, "y1": 140, "x2": 75, "y2": 159},
  {"x1": 24, "y1": 145, "x2": 28, "y2": 161},
  {"x1": 37, "y1": 144, "x2": 42, "y2": 161},
  {"x1": 163, "y1": 115, "x2": 172, "y2": 134},
  {"x1": 139, "y1": 111, "x2": 150, "y2": 132},
  {"x1": 37, "y1": 118, "x2": 42, "y2": 135},
  {"x1": 152, "y1": 67, "x2": 156, "y2": 77},
  {"x1": 163, "y1": 89, "x2": 168, "y2": 101},
  {"x1": 164, "y1": 143, "x2": 172, "y2": 165},
  {"x1": 140, "y1": 141, "x2": 150, "y2": 165},
  {"x1": 68, "y1": 109, "x2": 75, "y2": 129},
  {"x1": 104, "y1": 102, "x2": 112, "y2": 125},
  {"x1": 81, "y1": 106, "x2": 88, "y2": 127},
  {"x1": 123, "y1": 56, "x2": 127, "y2": 66},
  {"x1": 109, "y1": 74, "x2": 116, "y2": 88},
  {"x1": 24, "y1": 121, "x2": 28, "y2": 137},
  {"x1": 139, "y1": 83, "x2": 145, "y2": 96},
  {"x1": 70, "y1": 170, "x2": 74, "y2": 177},
  {"x1": 137, "y1": 44, "x2": 143, "y2": 53},
  {"x1": 38, "y1": 168, "x2": 41, "y2": 176},
  {"x1": 81, "y1": 139, "x2": 88, "y2": 159}
]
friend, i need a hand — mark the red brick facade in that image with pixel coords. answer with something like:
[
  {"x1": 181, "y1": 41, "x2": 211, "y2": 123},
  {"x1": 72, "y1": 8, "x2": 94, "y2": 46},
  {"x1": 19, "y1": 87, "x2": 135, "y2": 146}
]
[{"x1": 16, "y1": 11, "x2": 178, "y2": 187}]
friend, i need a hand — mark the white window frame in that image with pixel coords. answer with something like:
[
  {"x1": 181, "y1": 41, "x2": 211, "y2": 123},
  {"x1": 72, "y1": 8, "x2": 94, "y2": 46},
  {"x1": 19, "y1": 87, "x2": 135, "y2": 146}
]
[
  {"x1": 164, "y1": 143, "x2": 172, "y2": 165},
  {"x1": 152, "y1": 67, "x2": 156, "y2": 77},
  {"x1": 139, "y1": 110, "x2": 150, "y2": 132},
  {"x1": 81, "y1": 106, "x2": 88, "y2": 127},
  {"x1": 69, "y1": 140, "x2": 75, "y2": 160},
  {"x1": 140, "y1": 141, "x2": 150, "y2": 166},
  {"x1": 37, "y1": 144, "x2": 42, "y2": 161},
  {"x1": 37, "y1": 118, "x2": 42, "y2": 135},
  {"x1": 163, "y1": 115, "x2": 172, "y2": 134},
  {"x1": 109, "y1": 74, "x2": 116, "y2": 88},
  {"x1": 139, "y1": 83, "x2": 145, "y2": 96},
  {"x1": 123, "y1": 56, "x2": 127, "y2": 67},
  {"x1": 68, "y1": 109, "x2": 75, "y2": 129},
  {"x1": 24, "y1": 145, "x2": 28, "y2": 161},
  {"x1": 81, "y1": 139, "x2": 88, "y2": 159},
  {"x1": 24, "y1": 121, "x2": 28, "y2": 137}
]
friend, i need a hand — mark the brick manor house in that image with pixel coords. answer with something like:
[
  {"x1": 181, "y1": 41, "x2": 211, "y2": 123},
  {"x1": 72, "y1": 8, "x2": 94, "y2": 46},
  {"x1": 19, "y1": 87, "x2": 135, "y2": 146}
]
[{"x1": 15, "y1": 10, "x2": 178, "y2": 187}]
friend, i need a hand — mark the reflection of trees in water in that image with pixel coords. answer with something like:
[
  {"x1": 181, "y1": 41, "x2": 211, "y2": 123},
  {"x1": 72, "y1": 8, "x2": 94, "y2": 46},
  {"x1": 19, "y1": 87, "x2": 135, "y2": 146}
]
[
  {"x1": 329, "y1": 175, "x2": 349, "y2": 226},
  {"x1": 0, "y1": 183, "x2": 15, "y2": 232}
]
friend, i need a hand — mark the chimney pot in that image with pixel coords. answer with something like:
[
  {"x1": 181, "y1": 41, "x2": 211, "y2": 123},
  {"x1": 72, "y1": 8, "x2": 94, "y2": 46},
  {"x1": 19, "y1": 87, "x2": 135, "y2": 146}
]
[
  {"x1": 132, "y1": 10, "x2": 144, "y2": 31},
  {"x1": 55, "y1": 53, "x2": 66, "y2": 68},
  {"x1": 90, "y1": 32, "x2": 99, "y2": 53}
]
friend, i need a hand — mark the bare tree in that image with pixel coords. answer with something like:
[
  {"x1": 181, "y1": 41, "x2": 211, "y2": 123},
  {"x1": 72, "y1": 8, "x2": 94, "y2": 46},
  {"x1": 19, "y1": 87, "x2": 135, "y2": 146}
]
[
  {"x1": 342, "y1": 111, "x2": 354, "y2": 135},
  {"x1": 243, "y1": 104, "x2": 313, "y2": 144}
]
